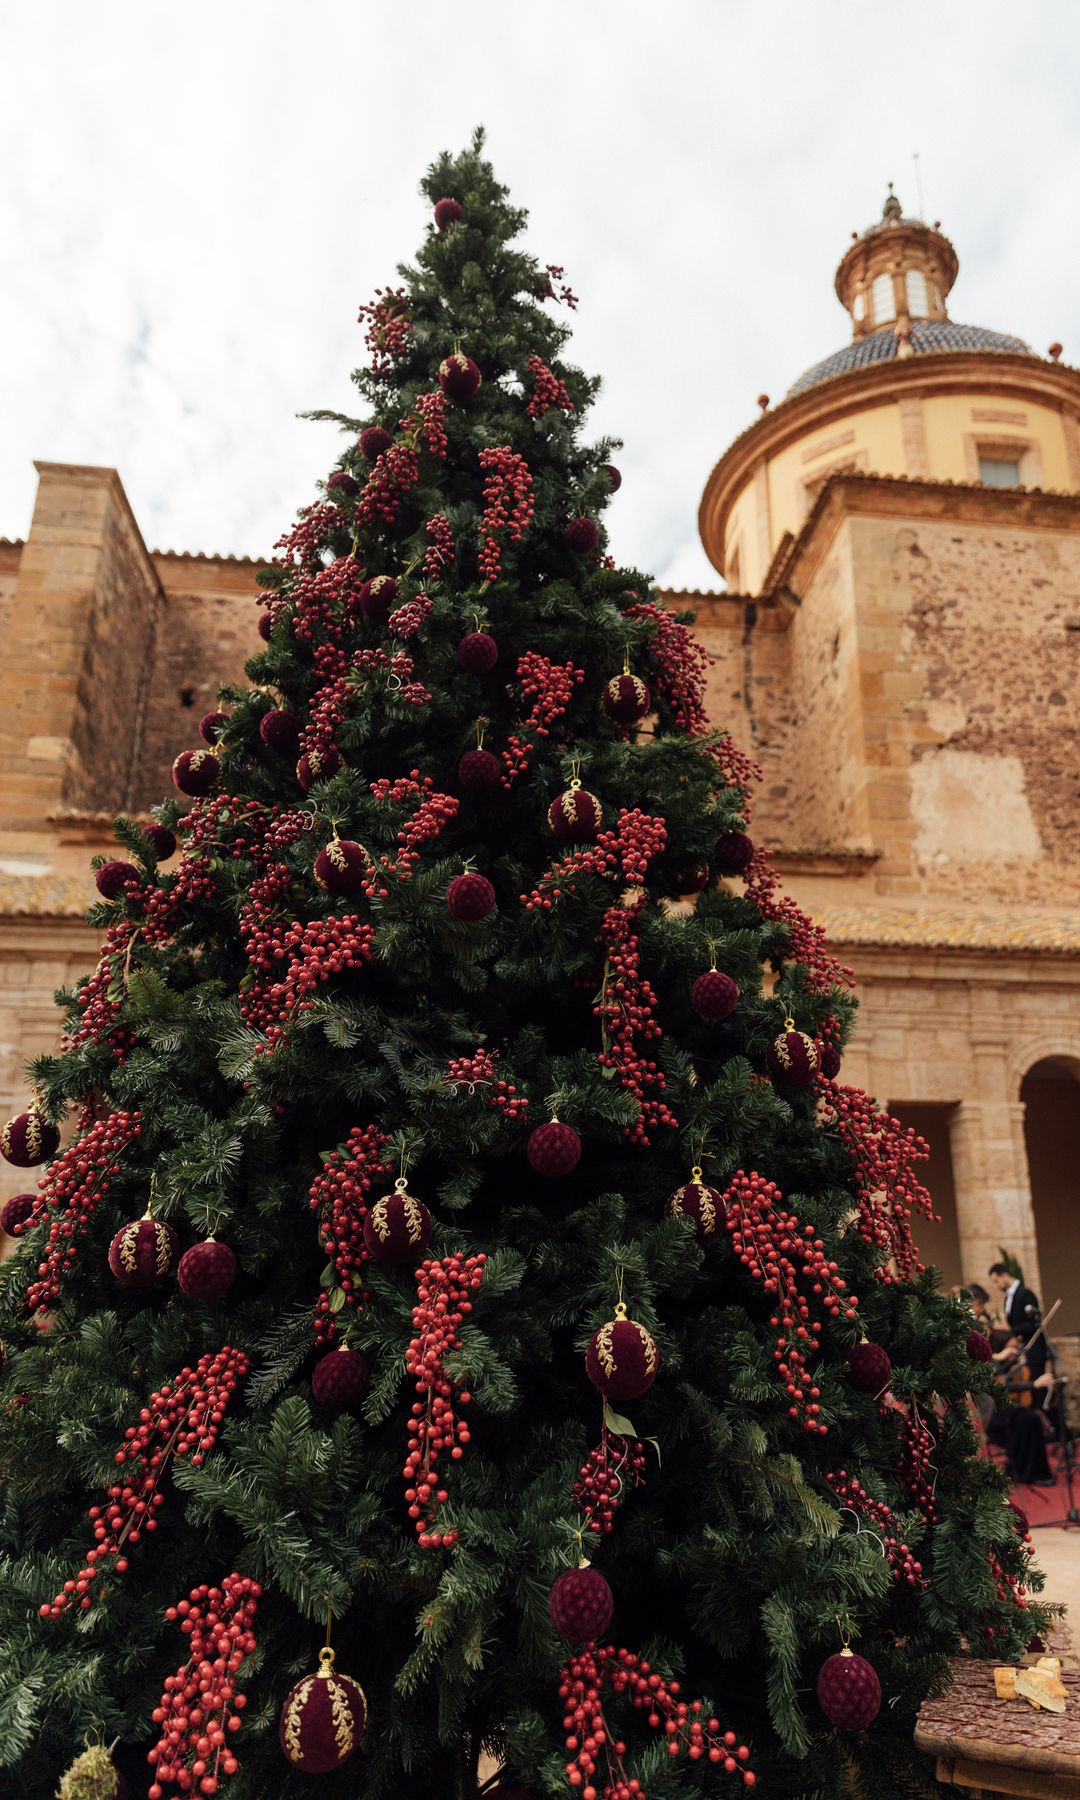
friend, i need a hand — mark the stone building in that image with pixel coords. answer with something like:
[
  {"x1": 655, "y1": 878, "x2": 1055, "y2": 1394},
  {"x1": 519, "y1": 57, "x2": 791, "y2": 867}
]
[{"x1": 1, "y1": 192, "x2": 1078, "y2": 1334}]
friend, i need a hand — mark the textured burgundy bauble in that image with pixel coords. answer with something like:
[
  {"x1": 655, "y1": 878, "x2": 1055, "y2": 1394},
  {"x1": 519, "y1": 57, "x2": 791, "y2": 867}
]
[
  {"x1": 586, "y1": 1312, "x2": 660, "y2": 1402},
  {"x1": 457, "y1": 630, "x2": 499, "y2": 673},
  {"x1": 438, "y1": 353, "x2": 482, "y2": 402},
  {"x1": 966, "y1": 1328, "x2": 993, "y2": 1363},
  {"x1": 199, "y1": 710, "x2": 228, "y2": 744},
  {"x1": 279, "y1": 1658, "x2": 367, "y2": 1772},
  {"x1": 1, "y1": 1111, "x2": 60, "y2": 1167},
  {"x1": 434, "y1": 196, "x2": 463, "y2": 229},
  {"x1": 359, "y1": 574, "x2": 398, "y2": 623},
  {"x1": 691, "y1": 970, "x2": 740, "y2": 1021},
  {"x1": 602, "y1": 673, "x2": 651, "y2": 724},
  {"x1": 713, "y1": 830, "x2": 755, "y2": 876},
  {"x1": 259, "y1": 708, "x2": 301, "y2": 752},
  {"x1": 0, "y1": 1192, "x2": 35, "y2": 1235},
  {"x1": 108, "y1": 1216, "x2": 179, "y2": 1287},
  {"x1": 447, "y1": 872, "x2": 495, "y2": 920},
  {"x1": 145, "y1": 824, "x2": 177, "y2": 860},
  {"x1": 363, "y1": 1190, "x2": 433, "y2": 1264},
  {"x1": 312, "y1": 1345, "x2": 370, "y2": 1411},
  {"x1": 819, "y1": 1044, "x2": 843, "y2": 1080},
  {"x1": 315, "y1": 838, "x2": 371, "y2": 897},
  {"x1": 95, "y1": 859, "x2": 140, "y2": 900},
  {"x1": 359, "y1": 425, "x2": 392, "y2": 461},
  {"x1": 766, "y1": 1028, "x2": 819, "y2": 1089},
  {"x1": 257, "y1": 611, "x2": 274, "y2": 641},
  {"x1": 816, "y1": 1650, "x2": 881, "y2": 1730},
  {"x1": 327, "y1": 470, "x2": 359, "y2": 497},
  {"x1": 548, "y1": 787, "x2": 603, "y2": 843},
  {"x1": 458, "y1": 748, "x2": 502, "y2": 791},
  {"x1": 666, "y1": 1179, "x2": 727, "y2": 1245},
  {"x1": 549, "y1": 1565, "x2": 614, "y2": 1643},
  {"x1": 603, "y1": 464, "x2": 622, "y2": 492},
  {"x1": 297, "y1": 747, "x2": 342, "y2": 792},
  {"x1": 846, "y1": 1340, "x2": 892, "y2": 1395},
  {"x1": 564, "y1": 516, "x2": 599, "y2": 554},
  {"x1": 178, "y1": 1238, "x2": 237, "y2": 1300},
  {"x1": 527, "y1": 1121, "x2": 581, "y2": 1178},
  {"x1": 172, "y1": 749, "x2": 219, "y2": 798}
]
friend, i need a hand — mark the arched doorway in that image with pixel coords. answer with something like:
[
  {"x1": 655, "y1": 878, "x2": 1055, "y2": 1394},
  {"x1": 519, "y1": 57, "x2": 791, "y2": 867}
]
[{"x1": 1022, "y1": 1058, "x2": 1080, "y2": 1334}]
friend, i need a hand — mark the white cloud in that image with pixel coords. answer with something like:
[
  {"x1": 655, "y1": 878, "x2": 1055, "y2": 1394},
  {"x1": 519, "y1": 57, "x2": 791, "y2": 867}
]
[{"x1": 1, "y1": 0, "x2": 1078, "y2": 591}]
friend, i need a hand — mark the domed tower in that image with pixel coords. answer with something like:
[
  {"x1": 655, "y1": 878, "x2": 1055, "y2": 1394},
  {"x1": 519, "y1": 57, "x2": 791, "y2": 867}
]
[
  {"x1": 700, "y1": 189, "x2": 1080, "y2": 592},
  {"x1": 682, "y1": 194, "x2": 1080, "y2": 1320}
]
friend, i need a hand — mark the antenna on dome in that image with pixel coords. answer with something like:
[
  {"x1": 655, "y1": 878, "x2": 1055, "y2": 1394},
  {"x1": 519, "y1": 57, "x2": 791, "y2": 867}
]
[{"x1": 913, "y1": 151, "x2": 925, "y2": 218}]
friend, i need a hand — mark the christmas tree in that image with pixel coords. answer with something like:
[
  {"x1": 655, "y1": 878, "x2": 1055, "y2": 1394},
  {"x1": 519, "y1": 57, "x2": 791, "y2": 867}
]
[{"x1": 0, "y1": 130, "x2": 1047, "y2": 1800}]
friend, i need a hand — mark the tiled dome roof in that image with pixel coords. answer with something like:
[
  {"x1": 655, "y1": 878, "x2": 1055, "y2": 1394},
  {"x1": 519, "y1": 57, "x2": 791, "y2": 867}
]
[{"x1": 787, "y1": 320, "x2": 1033, "y2": 396}]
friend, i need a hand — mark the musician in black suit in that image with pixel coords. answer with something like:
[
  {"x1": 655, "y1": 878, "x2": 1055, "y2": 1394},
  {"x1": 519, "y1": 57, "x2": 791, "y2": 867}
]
[{"x1": 988, "y1": 1263, "x2": 1047, "y2": 1382}]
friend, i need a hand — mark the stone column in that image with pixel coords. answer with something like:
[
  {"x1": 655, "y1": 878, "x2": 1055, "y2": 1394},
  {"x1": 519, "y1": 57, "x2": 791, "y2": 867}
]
[{"x1": 948, "y1": 1098, "x2": 1043, "y2": 1301}]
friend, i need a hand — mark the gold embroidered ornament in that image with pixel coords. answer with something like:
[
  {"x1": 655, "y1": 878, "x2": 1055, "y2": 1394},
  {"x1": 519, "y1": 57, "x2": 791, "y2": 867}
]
[{"x1": 278, "y1": 1615, "x2": 367, "y2": 1774}]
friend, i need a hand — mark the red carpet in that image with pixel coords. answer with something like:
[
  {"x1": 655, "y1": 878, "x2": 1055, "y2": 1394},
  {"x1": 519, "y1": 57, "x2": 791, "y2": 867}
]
[{"x1": 1010, "y1": 1446, "x2": 1080, "y2": 1529}]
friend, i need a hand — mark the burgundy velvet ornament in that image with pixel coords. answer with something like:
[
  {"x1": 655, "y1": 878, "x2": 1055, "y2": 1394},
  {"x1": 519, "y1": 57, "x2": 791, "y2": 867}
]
[
  {"x1": 297, "y1": 746, "x2": 342, "y2": 792},
  {"x1": 816, "y1": 1648, "x2": 881, "y2": 1731},
  {"x1": 172, "y1": 749, "x2": 219, "y2": 798},
  {"x1": 457, "y1": 630, "x2": 499, "y2": 673},
  {"x1": 311, "y1": 1344, "x2": 370, "y2": 1411},
  {"x1": 766, "y1": 1021, "x2": 819, "y2": 1089},
  {"x1": 315, "y1": 838, "x2": 371, "y2": 897},
  {"x1": 819, "y1": 1043, "x2": 843, "y2": 1080},
  {"x1": 564, "y1": 516, "x2": 599, "y2": 554},
  {"x1": 434, "y1": 196, "x2": 462, "y2": 229},
  {"x1": 446, "y1": 872, "x2": 495, "y2": 920},
  {"x1": 327, "y1": 470, "x2": 359, "y2": 497},
  {"x1": 177, "y1": 1237, "x2": 237, "y2": 1300},
  {"x1": 0, "y1": 1192, "x2": 35, "y2": 1235},
  {"x1": 1, "y1": 1109, "x2": 60, "y2": 1167},
  {"x1": 259, "y1": 708, "x2": 301, "y2": 752},
  {"x1": 359, "y1": 425, "x2": 392, "y2": 461},
  {"x1": 713, "y1": 830, "x2": 755, "y2": 876},
  {"x1": 691, "y1": 970, "x2": 739, "y2": 1021},
  {"x1": 603, "y1": 464, "x2": 622, "y2": 492},
  {"x1": 108, "y1": 1214, "x2": 179, "y2": 1287},
  {"x1": 458, "y1": 748, "x2": 501, "y2": 791},
  {"x1": 548, "y1": 783, "x2": 603, "y2": 843},
  {"x1": 363, "y1": 1182, "x2": 433, "y2": 1264},
  {"x1": 438, "y1": 353, "x2": 482, "y2": 402},
  {"x1": 966, "y1": 1328, "x2": 993, "y2": 1363},
  {"x1": 586, "y1": 1303, "x2": 659, "y2": 1402},
  {"x1": 846, "y1": 1340, "x2": 892, "y2": 1396},
  {"x1": 549, "y1": 1564, "x2": 614, "y2": 1643},
  {"x1": 666, "y1": 1172, "x2": 727, "y2": 1245},
  {"x1": 199, "y1": 710, "x2": 228, "y2": 744},
  {"x1": 527, "y1": 1120, "x2": 581, "y2": 1178},
  {"x1": 145, "y1": 823, "x2": 177, "y2": 860},
  {"x1": 359, "y1": 574, "x2": 397, "y2": 623},
  {"x1": 602, "y1": 672, "x2": 651, "y2": 724},
  {"x1": 95, "y1": 859, "x2": 140, "y2": 900},
  {"x1": 279, "y1": 1646, "x2": 367, "y2": 1772},
  {"x1": 257, "y1": 611, "x2": 274, "y2": 641}
]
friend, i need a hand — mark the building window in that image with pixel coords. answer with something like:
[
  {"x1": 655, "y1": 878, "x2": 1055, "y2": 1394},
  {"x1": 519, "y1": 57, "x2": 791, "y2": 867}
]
[
  {"x1": 978, "y1": 456, "x2": 1021, "y2": 487},
  {"x1": 906, "y1": 268, "x2": 929, "y2": 318},
  {"x1": 871, "y1": 272, "x2": 894, "y2": 325},
  {"x1": 853, "y1": 290, "x2": 865, "y2": 323}
]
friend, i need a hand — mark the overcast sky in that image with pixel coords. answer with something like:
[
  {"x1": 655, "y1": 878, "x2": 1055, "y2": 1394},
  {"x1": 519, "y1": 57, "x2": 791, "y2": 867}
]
[{"x1": 2, "y1": 1, "x2": 1078, "y2": 592}]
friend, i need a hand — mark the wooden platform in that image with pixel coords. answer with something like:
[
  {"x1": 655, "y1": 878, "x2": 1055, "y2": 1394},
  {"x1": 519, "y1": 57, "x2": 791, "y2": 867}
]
[{"x1": 917, "y1": 1650, "x2": 1080, "y2": 1798}]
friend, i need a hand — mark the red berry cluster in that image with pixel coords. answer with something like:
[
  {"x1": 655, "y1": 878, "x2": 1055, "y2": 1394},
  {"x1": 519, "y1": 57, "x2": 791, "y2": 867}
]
[
  {"x1": 357, "y1": 286, "x2": 411, "y2": 374},
  {"x1": 987, "y1": 1545, "x2": 1027, "y2": 1614},
  {"x1": 148, "y1": 1572, "x2": 261, "y2": 1797},
  {"x1": 544, "y1": 263, "x2": 579, "y2": 309},
  {"x1": 407, "y1": 389, "x2": 449, "y2": 460},
  {"x1": 423, "y1": 512, "x2": 455, "y2": 579},
  {"x1": 478, "y1": 447, "x2": 535, "y2": 582},
  {"x1": 42, "y1": 1347, "x2": 248, "y2": 1617},
  {"x1": 389, "y1": 591, "x2": 433, "y2": 638},
  {"x1": 287, "y1": 555, "x2": 363, "y2": 646},
  {"x1": 573, "y1": 1426, "x2": 647, "y2": 1537},
  {"x1": 815, "y1": 1079, "x2": 933, "y2": 1286},
  {"x1": 742, "y1": 846, "x2": 855, "y2": 998},
  {"x1": 825, "y1": 1470, "x2": 925, "y2": 1587},
  {"x1": 356, "y1": 438, "x2": 420, "y2": 529},
  {"x1": 895, "y1": 1406, "x2": 938, "y2": 1526},
  {"x1": 623, "y1": 602, "x2": 710, "y2": 736},
  {"x1": 594, "y1": 902, "x2": 677, "y2": 1144},
  {"x1": 25, "y1": 1109, "x2": 143, "y2": 1311},
  {"x1": 559, "y1": 1645, "x2": 756, "y2": 1797},
  {"x1": 500, "y1": 652, "x2": 586, "y2": 786},
  {"x1": 65, "y1": 920, "x2": 144, "y2": 1057},
  {"x1": 404, "y1": 1252, "x2": 486, "y2": 1547},
  {"x1": 525, "y1": 355, "x2": 574, "y2": 418},
  {"x1": 445, "y1": 1048, "x2": 530, "y2": 1119},
  {"x1": 239, "y1": 914, "x2": 376, "y2": 1044},
  {"x1": 522, "y1": 809, "x2": 667, "y2": 912},
  {"x1": 723, "y1": 1169, "x2": 859, "y2": 1435},
  {"x1": 272, "y1": 502, "x2": 342, "y2": 576},
  {"x1": 362, "y1": 772, "x2": 459, "y2": 896},
  {"x1": 352, "y1": 645, "x2": 432, "y2": 709},
  {"x1": 308, "y1": 1124, "x2": 390, "y2": 1342}
]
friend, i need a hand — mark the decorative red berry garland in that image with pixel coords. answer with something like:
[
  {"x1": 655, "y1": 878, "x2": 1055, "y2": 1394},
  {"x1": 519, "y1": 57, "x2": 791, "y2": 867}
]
[
  {"x1": 404, "y1": 1252, "x2": 486, "y2": 1548},
  {"x1": 25, "y1": 1109, "x2": 143, "y2": 1311},
  {"x1": 816, "y1": 1077, "x2": 934, "y2": 1285},
  {"x1": 308, "y1": 1124, "x2": 391, "y2": 1343},
  {"x1": 825, "y1": 1469, "x2": 925, "y2": 1588},
  {"x1": 623, "y1": 602, "x2": 710, "y2": 737},
  {"x1": 526, "y1": 355, "x2": 574, "y2": 419},
  {"x1": 477, "y1": 446, "x2": 535, "y2": 582},
  {"x1": 573, "y1": 1427, "x2": 647, "y2": 1539},
  {"x1": 356, "y1": 286, "x2": 411, "y2": 374},
  {"x1": 148, "y1": 1572, "x2": 261, "y2": 1798},
  {"x1": 594, "y1": 901, "x2": 677, "y2": 1144}
]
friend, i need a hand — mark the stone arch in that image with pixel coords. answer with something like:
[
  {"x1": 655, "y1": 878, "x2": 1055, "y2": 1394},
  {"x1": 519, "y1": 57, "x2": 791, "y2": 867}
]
[
  {"x1": 1007, "y1": 1035, "x2": 1080, "y2": 1098},
  {"x1": 1016, "y1": 1047, "x2": 1080, "y2": 1334}
]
